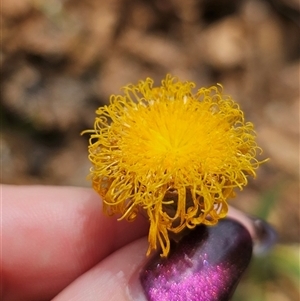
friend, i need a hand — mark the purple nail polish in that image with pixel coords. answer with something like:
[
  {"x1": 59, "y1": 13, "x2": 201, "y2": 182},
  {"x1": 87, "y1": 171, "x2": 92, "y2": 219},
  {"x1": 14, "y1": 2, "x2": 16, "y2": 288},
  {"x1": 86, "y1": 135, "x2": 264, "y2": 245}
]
[
  {"x1": 251, "y1": 217, "x2": 277, "y2": 255},
  {"x1": 140, "y1": 219, "x2": 252, "y2": 301}
]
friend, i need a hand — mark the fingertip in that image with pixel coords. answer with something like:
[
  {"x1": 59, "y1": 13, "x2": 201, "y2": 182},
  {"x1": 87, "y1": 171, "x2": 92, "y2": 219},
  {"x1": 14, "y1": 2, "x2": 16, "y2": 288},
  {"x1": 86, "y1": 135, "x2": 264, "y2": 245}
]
[
  {"x1": 53, "y1": 238, "x2": 149, "y2": 301},
  {"x1": 140, "y1": 220, "x2": 252, "y2": 301},
  {"x1": 2, "y1": 185, "x2": 149, "y2": 300}
]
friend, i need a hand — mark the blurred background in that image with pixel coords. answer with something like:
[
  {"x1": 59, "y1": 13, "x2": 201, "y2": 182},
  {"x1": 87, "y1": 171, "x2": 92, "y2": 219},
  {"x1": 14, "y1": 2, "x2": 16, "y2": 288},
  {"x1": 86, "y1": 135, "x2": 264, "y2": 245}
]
[{"x1": 1, "y1": 0, "x2": 299, "y2": 300}]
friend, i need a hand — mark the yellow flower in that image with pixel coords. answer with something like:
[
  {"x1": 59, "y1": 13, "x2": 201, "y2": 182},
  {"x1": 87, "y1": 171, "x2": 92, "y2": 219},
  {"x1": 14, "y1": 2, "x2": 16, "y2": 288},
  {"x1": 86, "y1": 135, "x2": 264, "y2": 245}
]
[{"x1": 84, "y1": 74, "x2": 265, "y2": 257}]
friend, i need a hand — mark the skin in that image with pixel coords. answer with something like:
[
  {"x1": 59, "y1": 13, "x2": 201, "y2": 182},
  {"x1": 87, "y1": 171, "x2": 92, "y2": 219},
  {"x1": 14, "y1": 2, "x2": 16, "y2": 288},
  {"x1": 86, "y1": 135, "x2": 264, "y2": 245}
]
[
  {"x1": 2, "y1": 185, "x2": 150, "y2": 301},
  {"x1": 1, "y1": 185, "x2": 258, "y2": 301}
]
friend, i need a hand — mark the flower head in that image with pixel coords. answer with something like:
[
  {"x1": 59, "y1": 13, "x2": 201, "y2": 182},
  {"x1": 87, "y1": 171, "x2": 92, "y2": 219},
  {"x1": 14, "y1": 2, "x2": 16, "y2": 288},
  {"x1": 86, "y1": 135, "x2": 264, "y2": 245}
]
[{"x1": 85, "y1": 75, "x2": 265, "y2": 257}]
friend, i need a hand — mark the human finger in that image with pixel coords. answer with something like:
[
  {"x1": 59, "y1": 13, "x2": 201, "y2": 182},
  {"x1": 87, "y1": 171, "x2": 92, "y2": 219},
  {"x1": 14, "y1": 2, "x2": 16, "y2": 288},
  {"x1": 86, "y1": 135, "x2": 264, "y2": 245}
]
[
  {"x1": 53, "y1": 217, "x2": 256, "y2": 301},
  {"x1": 53, "y1": 237, "x2": 149, "y2": 301},
  {"x1": 2, "y1": 185, "x2": 149, "y2": 301}
]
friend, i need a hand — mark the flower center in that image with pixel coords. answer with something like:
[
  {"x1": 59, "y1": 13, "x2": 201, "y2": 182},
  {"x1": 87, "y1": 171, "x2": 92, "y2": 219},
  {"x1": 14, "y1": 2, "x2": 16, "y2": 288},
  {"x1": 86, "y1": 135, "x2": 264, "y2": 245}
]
[{"x1": 117, "y1": 97, "x2": 229, "y2": 176}]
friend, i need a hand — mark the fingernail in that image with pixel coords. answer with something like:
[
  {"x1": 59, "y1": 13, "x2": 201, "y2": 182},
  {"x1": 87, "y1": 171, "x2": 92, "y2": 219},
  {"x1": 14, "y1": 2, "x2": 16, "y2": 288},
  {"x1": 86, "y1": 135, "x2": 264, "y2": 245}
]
[
  {"x1": 251, "y1": 217, "x2": 277, "y2": 255},
  {"x1": 140, "y1": 219, "x2": 252, "y2": 301}
]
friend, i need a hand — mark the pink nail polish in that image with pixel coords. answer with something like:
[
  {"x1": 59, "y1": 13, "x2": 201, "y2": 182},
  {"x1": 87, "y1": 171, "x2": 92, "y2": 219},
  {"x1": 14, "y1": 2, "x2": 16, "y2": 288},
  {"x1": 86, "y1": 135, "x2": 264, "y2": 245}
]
[{"x1": 140, "y1": 219, "x2": 252, "y2": 301}]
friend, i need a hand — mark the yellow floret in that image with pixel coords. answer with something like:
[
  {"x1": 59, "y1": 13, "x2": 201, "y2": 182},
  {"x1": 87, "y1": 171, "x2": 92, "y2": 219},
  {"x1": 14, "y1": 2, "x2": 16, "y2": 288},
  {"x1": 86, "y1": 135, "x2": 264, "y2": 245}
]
[{"x1": 84, "y1": 74, "x2": 265, "y2": 257}]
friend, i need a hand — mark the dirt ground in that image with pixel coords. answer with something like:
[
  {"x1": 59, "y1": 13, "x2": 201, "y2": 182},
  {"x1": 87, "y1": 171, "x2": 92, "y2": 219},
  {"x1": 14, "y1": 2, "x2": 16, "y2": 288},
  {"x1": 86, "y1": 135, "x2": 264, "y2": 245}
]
[{"x1": 2, "y1": 0, "x2": 299, "y2": 300}]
